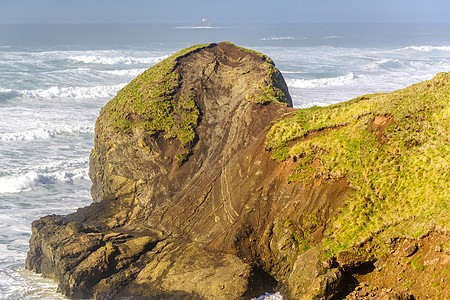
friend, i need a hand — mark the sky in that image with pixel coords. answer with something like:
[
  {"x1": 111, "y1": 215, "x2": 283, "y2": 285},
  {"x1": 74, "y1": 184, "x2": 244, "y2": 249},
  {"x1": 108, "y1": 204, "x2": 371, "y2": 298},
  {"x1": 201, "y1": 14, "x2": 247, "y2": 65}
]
[{"x1": 1, "y1": 0, "x2": 449, "y2": 24}]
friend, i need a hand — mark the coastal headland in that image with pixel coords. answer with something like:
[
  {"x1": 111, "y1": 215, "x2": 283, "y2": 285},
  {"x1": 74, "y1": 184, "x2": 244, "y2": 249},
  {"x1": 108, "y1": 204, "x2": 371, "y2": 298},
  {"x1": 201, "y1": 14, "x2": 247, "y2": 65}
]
[{"x1": 26, "y1": 42, "x2": 449, "y2": 299}]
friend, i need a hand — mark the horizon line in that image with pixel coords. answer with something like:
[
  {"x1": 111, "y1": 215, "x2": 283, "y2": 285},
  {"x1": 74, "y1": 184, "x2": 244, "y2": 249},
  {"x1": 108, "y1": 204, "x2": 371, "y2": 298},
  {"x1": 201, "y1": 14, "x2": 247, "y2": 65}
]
[{"x1": 1, "y1": 21, "x2": 450, "y2": 25}]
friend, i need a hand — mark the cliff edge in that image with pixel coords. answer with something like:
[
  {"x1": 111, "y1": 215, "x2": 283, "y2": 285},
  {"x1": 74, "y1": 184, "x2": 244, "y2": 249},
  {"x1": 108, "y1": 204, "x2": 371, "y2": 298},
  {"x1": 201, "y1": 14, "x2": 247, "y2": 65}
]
[{"x1": 26, "y1": 43, "x2": 449, "y2": 299}]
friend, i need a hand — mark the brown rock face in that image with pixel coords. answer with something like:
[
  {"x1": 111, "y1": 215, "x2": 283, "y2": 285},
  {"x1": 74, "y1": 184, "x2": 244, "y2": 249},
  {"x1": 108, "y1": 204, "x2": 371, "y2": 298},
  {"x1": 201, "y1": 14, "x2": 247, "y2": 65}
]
[{"x1": 26, "y1": 42, "x2": 348, "y2": 299}]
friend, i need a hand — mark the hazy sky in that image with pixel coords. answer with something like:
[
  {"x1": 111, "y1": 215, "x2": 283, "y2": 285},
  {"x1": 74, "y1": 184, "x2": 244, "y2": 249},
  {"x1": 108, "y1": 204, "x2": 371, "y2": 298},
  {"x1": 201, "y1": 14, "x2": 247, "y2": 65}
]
[{"x1": 1, "y1": 0, "x2": 449, "y2": 24}]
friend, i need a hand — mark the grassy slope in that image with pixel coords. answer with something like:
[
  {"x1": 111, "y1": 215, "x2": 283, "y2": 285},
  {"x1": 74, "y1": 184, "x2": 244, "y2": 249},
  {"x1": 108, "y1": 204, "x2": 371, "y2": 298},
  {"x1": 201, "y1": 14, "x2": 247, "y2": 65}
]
[{"x1": 266, "y1": 72, "x2": 450, "y2": 257}]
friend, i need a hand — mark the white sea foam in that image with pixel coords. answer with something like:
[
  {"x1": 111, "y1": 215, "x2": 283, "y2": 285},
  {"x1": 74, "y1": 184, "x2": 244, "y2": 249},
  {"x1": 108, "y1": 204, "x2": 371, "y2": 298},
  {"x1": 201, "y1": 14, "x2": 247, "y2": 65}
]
[
  {"x1": 0, "y1": 245, "x2": 23, "y2": 263},
  {"x1": 0, "y1": 166, "x2": 89, "y2": 194},
  {"x1": 363, "y1": 59, "x2": 409, "y2": 72},
  {"x1": 100, "y1": 68, "x2": 146, "y2": 76},
  {"x1": 0, "y1": 172, "x2": 39, "y2": 194},
  {"x1": 321, "y1": 36, "x2": 341, "y2": 39},
  {"x1": 279, "y1": 70, "x2": 307, "y2": 74},
  {"x1": 261, "y1": 37, "x2": 295, "y2": 41},
  {"x1": 18, "y1": 84, "x2": 125, "y2": 99},
  {"x1": 0, "y1": 50, "x2": 168, "y2": 68},
  {"x1": 69, "y1": 55, "x2": 167, "y2": 65},
  {"x1": 286, "y1": 73, "x2": 356, "y2": 89},
  {"x1": 0, "y1": 124, "x2": 93, "y2": 142},
  {"x1": 398, "y1": 45, "x2": 450, "y2": 52},
  {"x1": 0, "y1": 267, "x2": 66, "y2": 300}
]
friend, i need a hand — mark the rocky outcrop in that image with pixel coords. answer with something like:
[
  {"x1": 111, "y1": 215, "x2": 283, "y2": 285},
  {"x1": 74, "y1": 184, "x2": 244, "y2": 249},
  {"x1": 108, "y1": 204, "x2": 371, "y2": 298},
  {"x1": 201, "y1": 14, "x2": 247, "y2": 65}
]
[{"x1": 27, "y1": 43, "x2": 450, "y2": 299}]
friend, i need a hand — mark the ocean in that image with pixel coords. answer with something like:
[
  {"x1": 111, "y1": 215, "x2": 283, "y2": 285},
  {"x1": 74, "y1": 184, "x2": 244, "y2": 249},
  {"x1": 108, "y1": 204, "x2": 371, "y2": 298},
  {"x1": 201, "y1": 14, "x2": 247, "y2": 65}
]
[{"x1": 0, "y1": 23, "x2": 449, "y2": 299}]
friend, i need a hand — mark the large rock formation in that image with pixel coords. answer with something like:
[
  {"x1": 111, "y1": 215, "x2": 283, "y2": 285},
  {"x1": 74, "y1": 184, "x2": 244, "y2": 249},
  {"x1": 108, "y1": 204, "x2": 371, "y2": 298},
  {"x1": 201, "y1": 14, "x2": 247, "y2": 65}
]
[{"x1": 27, "y1": 43, "x2": 449, "y2": 299}]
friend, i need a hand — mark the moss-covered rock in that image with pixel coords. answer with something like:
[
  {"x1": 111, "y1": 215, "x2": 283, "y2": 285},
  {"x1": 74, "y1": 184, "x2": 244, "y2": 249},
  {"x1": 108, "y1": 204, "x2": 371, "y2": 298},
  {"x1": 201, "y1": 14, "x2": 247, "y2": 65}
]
[
  {"x1": 105, "y1": 44, "x2": 208, "y2": 145},
  {"x1": 105, "y1": 42, "x2": 291, "y2": 149}
]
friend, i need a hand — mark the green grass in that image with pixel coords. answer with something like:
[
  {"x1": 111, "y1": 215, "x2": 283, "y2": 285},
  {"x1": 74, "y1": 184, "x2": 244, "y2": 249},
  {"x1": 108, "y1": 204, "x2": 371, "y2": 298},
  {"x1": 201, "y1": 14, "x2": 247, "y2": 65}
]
[
  {"x1": 266, "y1": 72, "x2": 450, "y2": 257},
  {"x1": 254, "y1": 85, "x2": 287, "y2": 104}
]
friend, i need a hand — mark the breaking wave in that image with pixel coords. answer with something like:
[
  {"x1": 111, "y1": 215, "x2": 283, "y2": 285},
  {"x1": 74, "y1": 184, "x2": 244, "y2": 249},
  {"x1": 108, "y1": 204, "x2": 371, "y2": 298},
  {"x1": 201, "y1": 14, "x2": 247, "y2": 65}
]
[
  {"x1": 0, "y1": 124, "x2": 93, "y2": 142},
  {"x1": 0, "y1": 89, "x2": 19, "y2": 101},
  {"x1": 398, "y1": 45, "x2": 450, "y2": 52},
  {"x1": 0, "y1": 267, "x2": 66, "y2": 300},
  {"x1": 18, "y1": 84, "x2": 125, "y2": 99},
  {"x1": 321, "y1": 36, "x2": 341, "y2": 39},
  {"x1": 69, "y1": 55, "x2": 167, "y2": 65},
  {"x1": 0, "y1": 168, "x2": 88, "y2": 194},
  {"x1": 279, "y1": 70, "x2": 307, "y2": 74},
  {"x1": 100, "y1": 68, "x2": 146, "y2": 76},
  {"x1": 363, "y1": 59, "x2": 420, "y2": 72},
  {"x1": 286, "y1": 73, "x2": 356, "y2": 89}
]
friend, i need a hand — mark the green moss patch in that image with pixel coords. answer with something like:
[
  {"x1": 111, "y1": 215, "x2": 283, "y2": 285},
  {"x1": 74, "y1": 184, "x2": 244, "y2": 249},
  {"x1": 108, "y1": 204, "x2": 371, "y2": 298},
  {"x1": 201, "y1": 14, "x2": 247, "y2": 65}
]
[
  {"x1": 104, "y1": 44, "x2": 211, "y2": 147},
  {"x1": 266, "y1": 72, "x2": 450, "y2": 257}
]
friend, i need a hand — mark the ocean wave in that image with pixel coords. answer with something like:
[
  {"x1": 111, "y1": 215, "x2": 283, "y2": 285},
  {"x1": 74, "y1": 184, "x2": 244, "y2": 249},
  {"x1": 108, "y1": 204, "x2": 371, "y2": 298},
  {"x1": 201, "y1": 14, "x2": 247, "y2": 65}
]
[
  {"x1": 0, "y1": 124, "x2": 93, "y2": 142},
  {"x1": 69, "y1": 55, "x2": 167, "y2": 65},
  {"x1": 364, "y1": 59, "x2": 406, "y2": 72},
  {"x1": 100, "y1": 68, "x2": 146, "y2": 76},
  {"x1": 398, "y1": 45, "x2": 450, "y2": 52},
  {"x1": 279, "y1": 70, "x2": 308, "y2": 74},
  {"x1": 0, "y1": 50, "x2": 168, "y2": 67},
  {"x1": 0, "y1": 89, "x2": 19, "y2": 101},
  {"x1": 261, "y1": 37, "x2": 295, "y2": 41},
  {"x1": 0, "y1": 166, "x2": 89, "y2": 194},
  {"x1": 18, "y1": 84, "x2": 125, "y2": 99},
  {"x1": 0, "y1": 267, "x2": 66, "y2": 300},
  {"x1": 0, "y1": 172, "x2": 40, "y2": 193},
  {"x1": 286, "y1": 73, "x2": 356, "y2": 89},
  {"x1": 363, "y1": 58, "x2": 432, "y2": 73},
  {"x1": 321, "y1": 36, "x2": 341, "y2": 39}
]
